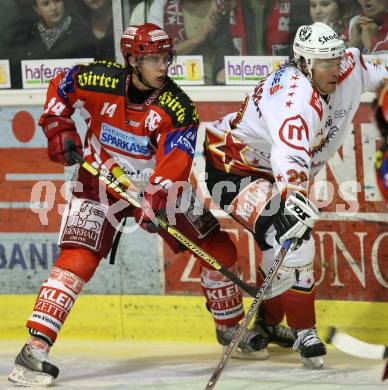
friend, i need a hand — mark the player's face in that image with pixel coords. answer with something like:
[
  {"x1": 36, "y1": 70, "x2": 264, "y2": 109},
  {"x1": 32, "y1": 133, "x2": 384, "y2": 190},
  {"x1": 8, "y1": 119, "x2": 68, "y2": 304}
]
[
  {"x1": 137, "y1": 52, "x2": 174, "y2": 89},
  {"x1": 310, "y1": 0, "x2": 340, "y2": 25},
  {"x1": 34, "y1": 0, "x2": 65, "y2": 28},
  {"x1": 312, "y1": 57, "x2": 342, "y2": 94}
]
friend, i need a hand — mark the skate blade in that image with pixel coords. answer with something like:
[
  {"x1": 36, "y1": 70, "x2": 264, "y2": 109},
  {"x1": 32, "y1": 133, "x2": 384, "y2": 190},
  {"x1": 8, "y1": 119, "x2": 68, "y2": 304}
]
[
  {"x1": 226, "y1": 346, "x2": 269, "y2": 360},
  {"x1": 302, "y1": 356, "x2": 324, "y2": 369},
  {"x1": 8, "y1": 365, "x2": 54, "y2": 387}
]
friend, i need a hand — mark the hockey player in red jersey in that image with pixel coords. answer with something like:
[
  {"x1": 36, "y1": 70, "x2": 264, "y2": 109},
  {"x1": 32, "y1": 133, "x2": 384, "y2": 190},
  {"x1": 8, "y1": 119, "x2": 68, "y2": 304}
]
[
  {"x1": 204, "y1": 22, "x2": 387, "y2": 369},
  {"x1": 8, "y1": 23, "x2": 267, "y2": 387}
]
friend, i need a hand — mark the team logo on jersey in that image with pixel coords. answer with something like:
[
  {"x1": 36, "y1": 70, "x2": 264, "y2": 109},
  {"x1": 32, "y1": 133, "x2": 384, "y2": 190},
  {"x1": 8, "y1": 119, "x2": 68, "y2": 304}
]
[
  {"x1": 164, "y1": 127, "x2": 197, "y2": 158},
  {"x1": 100, "y1": 123, "x2": 150, "y2": 156},
  {"x1": 279, "y1": 115, "x2": 310, "y2": 155},
  {"x1": 145, "y1": 109, "x2": 162, "y2": 131},
  {"x1": 299, "y1": 26, "x2": 312, "y2": 41}
]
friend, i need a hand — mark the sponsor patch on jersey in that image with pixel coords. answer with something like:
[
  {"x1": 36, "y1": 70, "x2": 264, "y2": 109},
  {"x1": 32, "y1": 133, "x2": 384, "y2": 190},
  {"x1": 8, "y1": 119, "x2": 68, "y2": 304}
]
[
  {"x1": 76, "y1": 65, "x2": 123, "y2": 95},
  {"x1": 164, "y1": 127, "x2": 197, "y2": 158},
  {"x1": 57, "y1": 66, "x2": 77, "y2": 100},
  {"x1": 61, "y1": 199, "x2": 108, "y2": 251},
  {"x1": 279, "y1": 115, "x2": 310, "y2": 155},
  {"x1": 309, "y1": 89, "x2": 323, "y2": 120},
  {"x1": 126, "y1": 120, "x2": 140, "y2": 127},
  {"x1": 158, "y1": 90, "x2": 199, "y2": 126},
  {"x1": 338, "y1": 52, "x2": 355, "y2": 83},
  {"x1": 100, "y1": 123, "x2": 150, "y2": 156},
  {"x1": 269, "y1": 65, "x2": 285, "y2": 96}
]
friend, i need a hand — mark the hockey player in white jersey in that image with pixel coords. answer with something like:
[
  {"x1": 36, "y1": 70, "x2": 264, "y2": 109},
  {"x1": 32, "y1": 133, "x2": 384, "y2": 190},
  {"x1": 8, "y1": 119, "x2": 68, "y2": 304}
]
[{"x1": 204, "y1": 21, "x2": 387, "y2": 369}]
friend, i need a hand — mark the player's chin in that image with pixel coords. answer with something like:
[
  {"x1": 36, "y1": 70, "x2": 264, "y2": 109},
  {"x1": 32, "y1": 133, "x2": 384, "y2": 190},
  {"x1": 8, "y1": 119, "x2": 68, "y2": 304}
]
[
  {"x1": 324, "y1": 82, "x2": 337, "y2": 94},
  {"x1": 152, "y1": 76, "x2": 165, "y2": 88}
]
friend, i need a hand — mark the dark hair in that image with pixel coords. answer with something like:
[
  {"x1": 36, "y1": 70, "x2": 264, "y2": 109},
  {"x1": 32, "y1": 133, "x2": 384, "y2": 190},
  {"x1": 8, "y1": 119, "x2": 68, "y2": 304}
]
[{"x1": 18, "y1": 0, "x2": 68, "y2": 21}]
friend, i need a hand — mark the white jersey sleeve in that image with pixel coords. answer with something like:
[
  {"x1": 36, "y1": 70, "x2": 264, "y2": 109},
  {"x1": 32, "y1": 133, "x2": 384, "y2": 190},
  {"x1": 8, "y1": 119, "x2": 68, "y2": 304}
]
[
  {"x1": 261, "y1": 68, "x2": 321, "y2": 197},
  {"x1": 350, "y1": 48, "x2": 387, "y2": 93}
]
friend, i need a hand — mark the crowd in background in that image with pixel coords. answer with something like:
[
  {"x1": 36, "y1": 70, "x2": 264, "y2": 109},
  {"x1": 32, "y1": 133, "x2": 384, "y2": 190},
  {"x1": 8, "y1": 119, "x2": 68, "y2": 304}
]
[
  {"x1": 0, "y1": 0, "x2": 114, "y2": 88},
  {"x1": 1, "y1": 0, "x2": 387, "y2": 88},
  {"x1": 130, "y1": 0, "x2": 387, "y2": 84}
]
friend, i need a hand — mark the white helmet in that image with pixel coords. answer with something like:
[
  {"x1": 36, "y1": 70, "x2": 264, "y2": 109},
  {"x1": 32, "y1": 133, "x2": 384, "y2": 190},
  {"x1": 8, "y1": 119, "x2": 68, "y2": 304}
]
[{"x1": 293, "y1": 22, "x2": 345, "y2": 75}]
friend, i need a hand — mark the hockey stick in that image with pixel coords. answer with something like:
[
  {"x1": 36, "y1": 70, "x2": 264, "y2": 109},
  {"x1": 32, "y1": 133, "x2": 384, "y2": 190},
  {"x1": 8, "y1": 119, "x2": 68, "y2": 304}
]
[
  {"x1": 204, "y1": 238, "x2": 294, "y2": 390},
  {"x1": 326, "y1": 327, "x2": 388, "y2": 381},
  {"x1": 64, "y1": 139, "x2": 259, "y2": 297},
  {"x1": 326, "y1": 327, "x2": 388, "y2": 360}
]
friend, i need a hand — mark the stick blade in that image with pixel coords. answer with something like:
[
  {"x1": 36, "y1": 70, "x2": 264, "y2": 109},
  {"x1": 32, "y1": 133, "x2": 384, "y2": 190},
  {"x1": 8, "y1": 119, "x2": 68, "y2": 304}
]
[{"x1": 327, "y1": 327, "x2": 387, "y2": 360}]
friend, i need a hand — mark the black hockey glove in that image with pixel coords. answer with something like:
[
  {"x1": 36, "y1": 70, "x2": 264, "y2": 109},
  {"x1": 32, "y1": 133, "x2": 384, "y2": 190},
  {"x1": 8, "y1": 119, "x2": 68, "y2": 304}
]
[{"x1": 273, "y1": 192, "x2": 319, "y2": 251}]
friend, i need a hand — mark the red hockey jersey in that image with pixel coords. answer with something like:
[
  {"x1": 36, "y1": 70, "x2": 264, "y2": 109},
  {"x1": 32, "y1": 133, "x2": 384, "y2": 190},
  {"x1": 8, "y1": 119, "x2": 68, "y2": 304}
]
[{"x1": 39, "y1": 59, "x2": 199, "y2": 191}]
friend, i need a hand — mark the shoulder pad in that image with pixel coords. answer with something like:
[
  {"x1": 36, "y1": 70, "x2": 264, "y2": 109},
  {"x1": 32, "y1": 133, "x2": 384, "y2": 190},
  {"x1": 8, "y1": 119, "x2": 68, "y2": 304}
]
[
  {"x1": 76, "y1": 60, "x2": 125, "y2": 95},
  {"x1": 157, "y1": 78, "x2": 199, "y2": 127}
]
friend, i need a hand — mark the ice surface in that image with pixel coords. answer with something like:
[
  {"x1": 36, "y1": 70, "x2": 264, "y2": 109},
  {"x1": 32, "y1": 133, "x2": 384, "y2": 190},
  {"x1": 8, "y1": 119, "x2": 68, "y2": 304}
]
[{"x1": 0, "y1": 340, "x2": 386, "y2": 390}]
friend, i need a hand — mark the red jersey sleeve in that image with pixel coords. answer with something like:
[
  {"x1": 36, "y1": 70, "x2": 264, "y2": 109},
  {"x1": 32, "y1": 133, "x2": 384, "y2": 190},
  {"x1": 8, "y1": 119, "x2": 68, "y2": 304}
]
[
  {"x1": 39, "y1": 65, "x2": 82, "y2": 126},
  {"x1": 151, "y1": 84, "x2": 199, "y2": 187}
]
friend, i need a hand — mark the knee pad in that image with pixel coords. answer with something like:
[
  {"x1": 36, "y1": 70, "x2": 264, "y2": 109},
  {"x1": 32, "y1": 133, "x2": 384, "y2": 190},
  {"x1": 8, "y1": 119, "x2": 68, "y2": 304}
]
[{"x1": 55, "y1": 248, "x2": 101, "y2": 282}]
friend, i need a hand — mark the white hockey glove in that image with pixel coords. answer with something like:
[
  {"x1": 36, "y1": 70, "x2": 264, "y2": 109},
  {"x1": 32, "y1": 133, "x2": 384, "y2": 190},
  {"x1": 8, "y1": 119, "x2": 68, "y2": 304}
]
[{"x1": 273, "y1": 192, "x2": 319, "y2": 250}]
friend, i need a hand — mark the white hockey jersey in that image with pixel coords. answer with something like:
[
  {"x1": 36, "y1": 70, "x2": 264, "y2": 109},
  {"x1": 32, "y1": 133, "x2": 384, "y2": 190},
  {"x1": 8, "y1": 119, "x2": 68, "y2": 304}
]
[{"x1": 205, "y1": 48, "x2": 387, "y2": 196}]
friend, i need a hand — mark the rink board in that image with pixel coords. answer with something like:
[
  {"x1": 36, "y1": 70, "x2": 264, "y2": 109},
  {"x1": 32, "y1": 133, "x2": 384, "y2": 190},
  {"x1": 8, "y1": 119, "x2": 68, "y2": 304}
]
[{"x1": 1, "y1": 295, "x2": 387, "y2": 344}]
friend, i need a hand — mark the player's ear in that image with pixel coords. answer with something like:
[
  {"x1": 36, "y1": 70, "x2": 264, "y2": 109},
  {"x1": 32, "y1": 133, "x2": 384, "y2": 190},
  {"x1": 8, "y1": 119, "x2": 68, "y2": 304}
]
[
  {"x1": 128, "y1": 56, "x2": 138, "y2": 68},
  {"x1": 300, "y1": 57, "x2": 308, "y2": 74}
]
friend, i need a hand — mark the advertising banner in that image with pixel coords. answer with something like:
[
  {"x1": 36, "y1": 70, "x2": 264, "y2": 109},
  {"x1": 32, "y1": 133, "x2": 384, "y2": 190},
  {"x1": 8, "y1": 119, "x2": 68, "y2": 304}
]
[
  {"x1": 168, "y1": 55, "x2": 204, "y2": 85},
  {"x1": 225, "y1": 56, "x2": 287, "y2": 85},
  {"x1": 21, "y1": 58, "x2": 93, "y2": 89},
  {"x1": 0, "y1": 59, "x2": 11, "y2": 89}
]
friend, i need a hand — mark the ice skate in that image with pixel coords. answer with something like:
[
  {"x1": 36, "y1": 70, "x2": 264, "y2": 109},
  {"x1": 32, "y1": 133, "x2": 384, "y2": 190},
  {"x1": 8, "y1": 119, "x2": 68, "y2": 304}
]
[
  {"x1": 8, "y1": 338, "x2": 59, "y2": 387},
  {"x1": 293, "y1": 327, "x2": 326, "y2": 369},
  {"x1": 216, "y1": 324, "x2": 269, "y2": 360},
  {"x1": 253, "y1": 318, "x2": 295, "y2": 348}
]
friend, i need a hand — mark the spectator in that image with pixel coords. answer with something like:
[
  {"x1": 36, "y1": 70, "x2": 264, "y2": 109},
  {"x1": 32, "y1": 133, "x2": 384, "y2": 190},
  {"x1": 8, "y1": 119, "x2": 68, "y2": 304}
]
[
  {"x1": 9, "y1": 0, "x2": 92, "y2": 88},
  {"x1": 348, "y1": 0, "x2": 388, "y2": 53},
  {"x1": 78, "y1": 0, "x2": 115, "y2": 60},
  {"x1": 309, "y1": 0, "x2": 361, "y2": 44},
  {"x1": 251, "y1": 0, "x2": 292, "y2": 56},
  {"x1": 18, "y1": 0, "x2": 90, "y2": 59},
  {"x1": 0, "y1": 0, "x2": 21, "y2": 60},
  {"x1": 148, "y1": 0, "x2": 238, "y2": 84}
]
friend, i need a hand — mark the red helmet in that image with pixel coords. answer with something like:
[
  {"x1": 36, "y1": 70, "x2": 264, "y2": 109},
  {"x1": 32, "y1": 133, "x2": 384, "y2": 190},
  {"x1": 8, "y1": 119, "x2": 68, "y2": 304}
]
[{"x1": 120, "y1": 23, "x2": 173, "y2": 61}]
